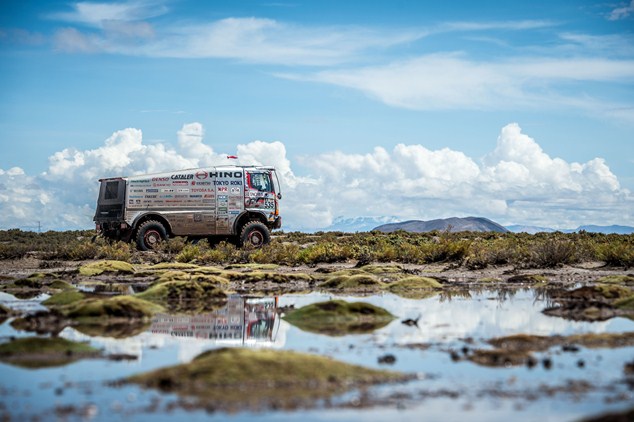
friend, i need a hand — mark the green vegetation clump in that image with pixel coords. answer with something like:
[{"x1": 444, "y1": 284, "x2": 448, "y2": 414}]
[
  {"x1": 283, "y1": 300, "x2": 394, "y2": 336},
  {"x1": 506, "y1": 274, "x2": 547, "y2": 284},
  {"x1": 136, "y1": 280, "x2": 226, "y2": 304},
  {"x1": 127, "y1": 347, "x2": 410, "y2": 411},
  {"x1": 615, "y1": 296, "x2": 634, "y2": 310},
  {"x1": 386, "y1": 276, "x2": 443, "y2": 299},
  {"x1": 0, "y1": 337, "x2": 99, "y2": 368},
  {"x1": 79, "y1": 260, "x2": 135, "y2": 276},
  {"x1": 43, "y1": 290, "x2": 85, "y2": 307},
  {"x1": 63, "y1": 295, "x2": 163, "y2": 321},
  {"x1": 320, "y1": 274, "x2": 384, "y2": 291},
  {"x1": 468, "y1": 349, "x2": 533, "y2": 367},
  {"x1": 48, "y1": 280, "x2": 74, "y2": 290},
  {"x1": 596, "y1": 275, "x2": 634, "y2": 284}
]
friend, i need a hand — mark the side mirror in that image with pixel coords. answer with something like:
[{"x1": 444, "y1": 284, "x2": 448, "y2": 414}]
[{"x1": 277, "y1": 193, "x2": 282, "y2": 200}]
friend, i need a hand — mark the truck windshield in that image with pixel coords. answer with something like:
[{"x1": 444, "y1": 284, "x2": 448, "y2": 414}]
[{"x1": 248, "y1": 172, "x2": 273, "y2": 192}]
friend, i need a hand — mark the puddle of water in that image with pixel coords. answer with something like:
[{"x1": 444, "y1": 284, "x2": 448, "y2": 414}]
[{"x1": 0, "y1": 288, "x2": 633, "y2": 421}]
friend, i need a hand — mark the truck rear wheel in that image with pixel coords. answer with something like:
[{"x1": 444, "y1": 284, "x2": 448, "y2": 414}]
[
  {"x1": 239, "y1": 221, "x2": 271, "y2": 248},
  {"x1": 136, "y1": 220, "x2": 167, "y2": 251}
]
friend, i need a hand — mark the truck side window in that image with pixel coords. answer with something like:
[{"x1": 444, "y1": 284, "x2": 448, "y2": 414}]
[
  {"x1": 105, "y1": 181, "x2": 119, "y2": 200},
  {"x1": 248, "y1": 173, "x2": 273, "y2": 192}
]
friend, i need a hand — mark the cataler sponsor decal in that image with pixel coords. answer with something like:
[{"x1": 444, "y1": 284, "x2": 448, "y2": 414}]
[{"x1": 171, "y1": 174, "x2": 193, "y2": 180}]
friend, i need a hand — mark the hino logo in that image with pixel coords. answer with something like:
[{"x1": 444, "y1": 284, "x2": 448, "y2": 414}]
[
  {"x1": 209, "y1": 171, "x2": 242, "y2": 178},
  {"x1": 195, "y1": 171, "x2": 208, "y2": 179}
]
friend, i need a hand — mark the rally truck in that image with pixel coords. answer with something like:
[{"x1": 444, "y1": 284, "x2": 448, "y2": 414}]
[{"x1": 93, "y1": 166, "x2": 282, "y2": 250}]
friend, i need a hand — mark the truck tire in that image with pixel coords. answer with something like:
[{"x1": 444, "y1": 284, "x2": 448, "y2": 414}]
[
  {"x1": 136, "y1": 220, "x2": 167, "y2": 251},
  {"x1": 239, "y1": 221, "x2": 271, "y2": 248}
]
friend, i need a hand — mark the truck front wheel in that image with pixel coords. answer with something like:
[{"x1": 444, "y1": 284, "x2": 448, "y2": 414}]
[
  {"x1": 136, "y1": 220, "x2": 167, "y2": 251},
  {"x1": 239, "y1": 221, "x2": 271, "y2": 248}
]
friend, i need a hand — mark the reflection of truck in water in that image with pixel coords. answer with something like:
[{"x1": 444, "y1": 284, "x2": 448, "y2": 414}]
[
  {"x1": 150, "y1": 295, "x2": 279, "y2": 346},
  {"x1": 93, "y1": 166, "x2": 282, "y2": 250}
]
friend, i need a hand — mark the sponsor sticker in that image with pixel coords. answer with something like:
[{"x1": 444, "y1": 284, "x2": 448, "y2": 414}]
[
  {"x1": 195, "y1": 170, "x2": 208, "y2": 180},
  {"x1": 230, "y1": 187, "x2": 241, "y2": 194},
  {"x1": 217, "y1": 186, "x2": 228, "y2": 192}
]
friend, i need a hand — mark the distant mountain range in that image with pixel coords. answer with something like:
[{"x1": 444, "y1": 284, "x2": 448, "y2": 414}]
[
  {"x1": 322, "y1": 216, "x2": 401, "y2": 232},
  {"x1": 373, "y1": 217, "x2": 508, "y2": 233},
  {"x1": 316, "y1": 216, "x2": 634, "y2": 234},
  {"x1": 508, "y1": 224, "x2": 634, "y2": 234}
]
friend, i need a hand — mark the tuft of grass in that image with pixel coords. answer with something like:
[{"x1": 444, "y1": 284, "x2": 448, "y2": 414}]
[
  {"x1": 0, "y1": 337, "x2": 99, "y2": 368},
  {"x1": 79, "y1": 260, "x2": 135, "y2": 276},
  {"x1": 127, "y1": 347, "x2": 410, "y2": 411},
  {"x1": 386, "y1": 276, "x2": 442, "y2": 299},
  {"x1": 615, "y1": 296, "x2": 634, "y2": 311},
  {"x1": 63, "y1": 295, "x2": 163, "y2": 321},
  {"x1": 320, "y1": 274, "x2": 384, "y2": 291},
  {"x1": 283, "y1": 300, "x2": 394, "y2": 336},
  {"x1": 596, "y1": 275, "x2": 634, "y2": 284},
  {"x1": 137, "y1": 280, "x2": 226, "y2": 304},
  {"x1": 43, "y1": 290, "x2": 85, "y2": 307},
  {"x1": 48, "y1": 279, "x2": 75, "y2": 290}
]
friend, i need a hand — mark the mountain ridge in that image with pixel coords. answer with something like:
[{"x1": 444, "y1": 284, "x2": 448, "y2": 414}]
[{"x1": 373, "y1": 217, "x2": 509, "y2": 233}]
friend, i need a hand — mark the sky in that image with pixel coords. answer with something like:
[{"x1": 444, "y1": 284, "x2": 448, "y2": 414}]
[{"x1": 0, "y1": 0, "x2": 633, "y2": 232}]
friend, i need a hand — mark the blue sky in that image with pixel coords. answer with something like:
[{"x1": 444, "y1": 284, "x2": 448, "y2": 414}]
[{"x1": 0, "y1": 0, "x2": 633, "y2": 231}]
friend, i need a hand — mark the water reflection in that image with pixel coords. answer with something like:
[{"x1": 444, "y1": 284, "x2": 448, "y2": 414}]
[{"x1": 149, "y1": 295, "x2": 280, "y2": 346}]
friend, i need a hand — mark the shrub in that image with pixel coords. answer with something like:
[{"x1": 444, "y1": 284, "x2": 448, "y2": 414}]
[{"x1": 97, "y1": 241, "x2": 132, "y2": 262}]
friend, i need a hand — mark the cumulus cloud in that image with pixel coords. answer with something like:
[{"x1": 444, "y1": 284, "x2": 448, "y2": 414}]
[{"x1": 0, "y1": 122, "x2": 631, "y2": 231}]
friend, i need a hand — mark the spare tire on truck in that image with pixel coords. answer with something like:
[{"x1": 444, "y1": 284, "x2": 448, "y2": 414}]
[
  {"x1": 240, "y1": 221, "x2": 271, "y2": 248},
  {"x1": 136, "y1": 220, "x2": 167, "y2": 251}
]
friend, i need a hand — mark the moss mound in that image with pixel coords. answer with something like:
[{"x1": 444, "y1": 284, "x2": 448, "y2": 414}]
[
  {"x1": 43, "y1": 290, "x2": 85, "y2": 307},
  {"x1": 386, "y1": 276, "x2": 442, "y2": 299},
  {"x1": 0, "y1": 337, "x2": 99, "y2": 368},
  {"x1": 225, "y1": 263, "x2": 280, "y2": 270},
  {"x1": 127, "y1": 347, "x2": 410, "y2": 411},
  {"x1": 615, "y1": 296, "x2": 634, "y2": 310},
  {"x1": 155, "y1": 270, "x2": 229, "y2": 285},
  {"x1": 320, "y1": 274, "x2": 384, "y2": 291},
  {"x1": 596, "y1": 275, "x2": 634, "y2": 284},
  {"x1": 147, "y1": 263, "x2": 202, "y2": 270},
  {"x1": 283, "y1": 300, "x2": 394, "y2": 336},
  {"x1": 79, "y1": 260, "x2": 134, "y2": 276},
  {"x1": 358, "y1": 264, "x2": 404, "y2": 275},
  {"x1": 64, "y1": 295, "x2": 163, "y2": 321},
  {"x1": 234, "y1": 271, "x2": 313, "y2": 284},
  {"x1": 137, "y1": 280, "x2": 226, "y2": 312},
  {"x1": 507, "y1": 274, "x2": 547, "y2": 284},
  {"x1": 75, "y1": 321, "x2": 150, "y2": 339},
  {"x1": 468, "y1": 349, "x2": 533, "y2": 367},
  {"x1": 48, "y1": 280, "x2": 74, "y2": 290},
  {"x1": 488, "y1": 334, "x2": 553, "y2": 352}
]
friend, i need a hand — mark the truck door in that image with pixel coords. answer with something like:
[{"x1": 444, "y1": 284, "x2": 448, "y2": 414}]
[{"x1": 244, "y1": 171, "x2": 276, "y2": 215}]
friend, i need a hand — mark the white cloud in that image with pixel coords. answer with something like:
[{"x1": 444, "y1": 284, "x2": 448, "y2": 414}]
[
  {"x1": 49, "y1": 0, "x2": 168, "y2": 27},
  {"x1": 608, "y1": 0, "x2": 634, "y2": 20},
  {"x1": 50, "y1": 14, "x2": 425, "y2": 65},
  {"x1": 298, "y1": 54, "x2": 634, "y2": 118},
  {"x1": 0, "y1": 123, "x2": 631, "y2": 231}
]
